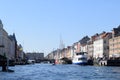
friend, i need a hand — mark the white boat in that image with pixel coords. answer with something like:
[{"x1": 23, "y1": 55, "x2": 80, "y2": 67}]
[
  {"x1": 27, "y1": 60, "x2": 35, "y2": 64},
  {"x1": 72, "y1": 52, "x2": 88, "y2": 65}
]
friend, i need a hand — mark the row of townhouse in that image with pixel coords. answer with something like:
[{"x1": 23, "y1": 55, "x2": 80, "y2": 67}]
[
  {"x1": 47, "y1": 25, "x2": 120, "y2": 62},
  {"x1": 0, "y1": 20, "x2": 25, "y2": 62},
  {"x1": 72, "y1": 32, "x2": 112, "y2": 60},
  {"x1": 46, "y1": 47, "x2": 73, "y2": 64}
]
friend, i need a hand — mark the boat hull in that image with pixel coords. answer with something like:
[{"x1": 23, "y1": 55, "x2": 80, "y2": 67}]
[{"x1": 72, "y1": 61, "x2": 87, "y2": 65}]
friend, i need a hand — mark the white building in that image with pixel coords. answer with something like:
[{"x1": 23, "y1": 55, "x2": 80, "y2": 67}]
[
  {"x1": 93, "y1": 32, "x2": 112, "y2": 59},
  {"x1": 0, "y1": 20, "x2": 16, "y2": 60},
  {"x1": 93, "y1": 39, "x2": 104, "y2": 59},
  {"x1": 8, "y1": 35, "x2": 16, "y2": 60},
  {"x1": 80, "y1": 45, "x2": 88, "y2": 52}
]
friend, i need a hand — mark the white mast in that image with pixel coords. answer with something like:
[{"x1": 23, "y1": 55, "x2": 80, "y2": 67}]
[{"x1": 59, "y1": 35, "x2": 65, "y2": 50}]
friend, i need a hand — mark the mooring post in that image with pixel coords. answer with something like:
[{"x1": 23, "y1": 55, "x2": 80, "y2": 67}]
[{"x1": 2, "y1": 60, "x2": 7, "y2": 72}]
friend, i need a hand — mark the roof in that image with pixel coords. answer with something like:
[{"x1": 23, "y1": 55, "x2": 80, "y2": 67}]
[
  {"x1": 79, "y1": 36, "x2": 90, "y2": 45},
  {"x1": 0, "y1": 19, "x2": 2, "y2": 24}
]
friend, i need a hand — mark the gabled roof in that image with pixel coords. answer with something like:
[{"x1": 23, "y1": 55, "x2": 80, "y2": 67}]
[
  {"x1": 113, "y1": 25, "x2": 120, "y2": 37},
  {"x1": 8, "y1": 33, "x2": 17, "y2": 42},
  {"x1": 79, "y1": 36, "x2": 90, "y2": 45}
]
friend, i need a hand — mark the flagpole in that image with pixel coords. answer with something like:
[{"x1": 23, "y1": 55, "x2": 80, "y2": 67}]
[{"x1": 4, "y1": 52, "x2": 9, "y2": 72}]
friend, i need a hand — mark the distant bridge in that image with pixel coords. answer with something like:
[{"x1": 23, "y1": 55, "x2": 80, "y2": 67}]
[{"x1": 35, "y1": 58, "x2": 55, "y2": 63}]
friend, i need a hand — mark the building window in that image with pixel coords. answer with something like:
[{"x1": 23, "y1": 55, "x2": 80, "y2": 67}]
[
  {"x1": 107, "y1": 46, "x2": 109, "y2": 49},
  {"x1": 104, "y1": 40, "x2": 106, "y2": 43},
  {"x1": 113, "y1": 39, "x2": 114, "y2": 41},
  {"x1": 113, "y1": 44, "x2": 114, "y2": 47}
]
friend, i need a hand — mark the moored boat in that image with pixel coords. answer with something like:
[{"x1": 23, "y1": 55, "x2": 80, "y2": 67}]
[
  {"x1": 27, "y1": 60, "x2": 35, "y2": 64},
  {"x1": 72, "y1": 52, "x2": 87, "y2": 65}
]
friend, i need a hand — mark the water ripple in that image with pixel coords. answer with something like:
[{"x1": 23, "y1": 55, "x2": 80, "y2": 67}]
[{"x1": 1, "y1": 64, "x2": 120, "y2": 80}]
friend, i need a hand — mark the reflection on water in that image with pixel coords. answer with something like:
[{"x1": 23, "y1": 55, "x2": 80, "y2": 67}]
[{"x1": 0, "y1": 64, "x2": 120, "y2": 80}]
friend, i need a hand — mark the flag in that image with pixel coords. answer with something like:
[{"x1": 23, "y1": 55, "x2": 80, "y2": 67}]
[{"x1": 19, "y1": 48, "x2": 23, "y2": 51}]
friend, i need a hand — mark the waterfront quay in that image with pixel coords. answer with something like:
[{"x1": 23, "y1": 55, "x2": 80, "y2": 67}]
[
  {"x1": 46, "y1": 26, "x2": 120, "y2": 66},
  {"x1": 1, "y1": 20, "x2": 120, "y2": 68},
  {"x1": 1, "y1": 64, "x2": 120, "y2": 80}
]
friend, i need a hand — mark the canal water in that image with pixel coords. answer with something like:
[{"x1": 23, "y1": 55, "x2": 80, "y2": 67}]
[{"x1": 0, "y1": 64, "x2": 120, "y2": 80}]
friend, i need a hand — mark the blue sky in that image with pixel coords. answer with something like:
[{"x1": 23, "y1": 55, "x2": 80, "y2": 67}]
[{"x1": 0, "y1": 0, "x2": 120, "y2": 56}]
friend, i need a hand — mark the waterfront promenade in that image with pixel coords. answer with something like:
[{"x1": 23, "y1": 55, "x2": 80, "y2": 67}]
[{"x1": 1, "y1": 63, "x2": 120, "y2": 80}]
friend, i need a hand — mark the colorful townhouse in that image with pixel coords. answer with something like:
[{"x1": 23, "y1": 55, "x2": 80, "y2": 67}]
[
  {"x1": 87, "y1": 38, "x2": 94, "y2": 59},
  {"x1": 72, "y1": 42, "x2": 80, "y2": 53},
  {"x1": 79, "y1": 36, "x2": 90, "y2": 52},
  {"x1": 93, "y1": 32, "x2": 112, "y2": 59},
  {"x1": 66, "y1": 46, "x2": 73, "y2": 59},
  {"x1": 109, "y1": 26, "x2": 120, "y2": 59}
]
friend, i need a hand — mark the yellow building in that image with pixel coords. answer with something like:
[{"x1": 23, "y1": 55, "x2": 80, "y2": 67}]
[
  {"x1": 109, "y1": 26, "x2": 120, "y2": 58},
  {"x1": 66, "y1": 46, "x2": 72, "y2": 59},
  {"x1": 109, "y1": 36, "x2": 120, "y2": 58}
]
